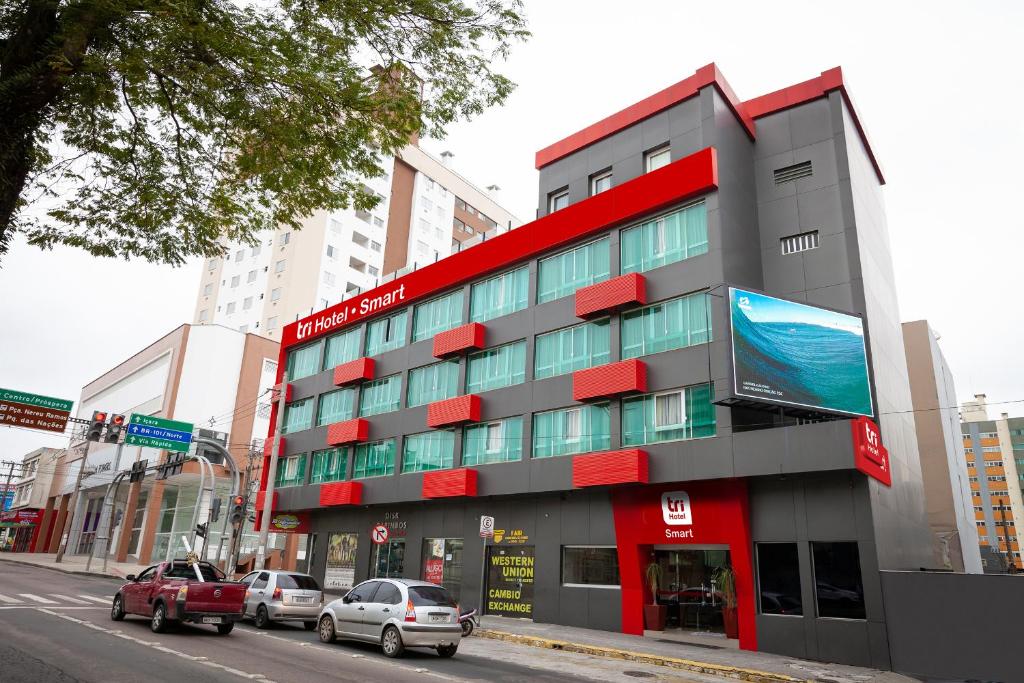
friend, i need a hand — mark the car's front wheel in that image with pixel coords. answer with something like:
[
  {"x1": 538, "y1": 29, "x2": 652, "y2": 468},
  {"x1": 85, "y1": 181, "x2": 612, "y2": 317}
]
[
  {"x1": 110, "y1": 594, "x2": 125, "y2": 621},
  {"x1": 318, "y1": 615, "x2": 335, "y2": 643},
  {"x1": 436, "y1": 644, "x2": 458, "y2": 658},
  {"x1": 381, "y1": 625, "x2": 405, "y2": 658},
  {"x1": 151, "y1": 603, "x2": 169, "y2": 633}
]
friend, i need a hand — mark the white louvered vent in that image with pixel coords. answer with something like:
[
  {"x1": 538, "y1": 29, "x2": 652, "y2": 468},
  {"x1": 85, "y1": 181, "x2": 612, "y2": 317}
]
[
  {"x1": 773, "y1": 161, "x2": 813, "y2": 185},
  {"x1": 781, "y1": 230, "x2": 819, "y2": 255}
]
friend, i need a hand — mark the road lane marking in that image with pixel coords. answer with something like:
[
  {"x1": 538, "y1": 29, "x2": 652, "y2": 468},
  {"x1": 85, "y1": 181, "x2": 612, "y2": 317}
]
[
  {"x1": 0, "y1": 606, "x2": 106, "y2": 610},
  {"x1": 0, "y1": 594, "x2": 24, "y2": 604},
  {"x1": 18, "y1": 593, "x2": 57, "y2": 604},
  {"x1": 50, "y1": 594, "x2": 91, "y2": 605},
  {"x1": 77, "y1": 594, "x2": 112, "y2": 604}
]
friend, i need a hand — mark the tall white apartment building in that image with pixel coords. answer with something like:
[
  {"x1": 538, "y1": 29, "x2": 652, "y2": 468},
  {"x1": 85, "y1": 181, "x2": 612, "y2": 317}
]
[{"x1": 193, "y1": 144, "x2": 521, "y2": 339}]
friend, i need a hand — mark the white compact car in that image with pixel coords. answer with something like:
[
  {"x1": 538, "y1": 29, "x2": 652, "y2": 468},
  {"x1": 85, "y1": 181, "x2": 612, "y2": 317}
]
[
  {"x1": 317, "y1": 578, "x2": 461, "y2": 658},
  {"x1": 239, "y1": 570, "x2": 323, "y2": 629}
]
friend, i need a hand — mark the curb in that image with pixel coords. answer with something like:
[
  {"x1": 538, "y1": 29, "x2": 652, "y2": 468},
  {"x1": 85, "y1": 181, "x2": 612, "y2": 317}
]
[
  {"x1": 475, "y1": 629, "x2": 804, "y2": 683},
  {"x1": 0, "y1": 557, "x2": 124, "y2": 581}
]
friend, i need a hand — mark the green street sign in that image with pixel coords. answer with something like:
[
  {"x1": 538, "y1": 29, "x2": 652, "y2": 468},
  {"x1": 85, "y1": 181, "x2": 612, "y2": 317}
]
[
  {"x1": 126, "y1": 414, "x2": 194, "y2": 453},
  {"x1": 0, "y1": 387, "x2": 74, "y2": 412},
  {"x1": 128, "y1": 414, "x2": 194, "y2": 433}
]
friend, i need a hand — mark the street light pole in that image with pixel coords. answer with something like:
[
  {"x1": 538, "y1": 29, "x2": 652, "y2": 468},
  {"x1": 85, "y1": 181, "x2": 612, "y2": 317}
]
[
  {"x1": 255, "y1": 384, "x2": 288, "y2": 569},
  {"x1": 56, "y1": 440, "x2": 91, "y2": 564}
]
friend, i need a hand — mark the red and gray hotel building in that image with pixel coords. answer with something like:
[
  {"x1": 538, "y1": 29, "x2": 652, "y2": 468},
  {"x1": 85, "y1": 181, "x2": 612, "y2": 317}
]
[{"x1": 257, "y1": 64, "x2": 931, "y2": 668}]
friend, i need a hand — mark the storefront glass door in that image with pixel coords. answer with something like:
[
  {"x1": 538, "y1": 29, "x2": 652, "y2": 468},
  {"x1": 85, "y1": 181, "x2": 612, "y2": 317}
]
[
  {"x1": 654, "y1": 547, "x2": 730, "y2": 633},
  {"x1": 372, "y1": 539, "x2": 405, "y2": 578}
]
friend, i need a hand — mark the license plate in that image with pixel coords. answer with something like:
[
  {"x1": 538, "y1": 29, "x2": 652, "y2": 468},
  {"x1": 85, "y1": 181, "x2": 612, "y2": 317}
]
[
  {"x1": 429, "y1": 614, "x2": 448, "y2": 624},
  {"x1": 202, "y1": 617, "x2": 223, "y2": 624},
  {"x1": 292, "y1": 597, "x2": 312, "y2": 604}
]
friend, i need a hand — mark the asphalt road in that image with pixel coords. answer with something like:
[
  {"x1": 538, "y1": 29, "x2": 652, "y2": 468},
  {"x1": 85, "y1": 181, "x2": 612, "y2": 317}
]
[{"x1": 0, "y1": 561, "x2": 714, "y2": 683}]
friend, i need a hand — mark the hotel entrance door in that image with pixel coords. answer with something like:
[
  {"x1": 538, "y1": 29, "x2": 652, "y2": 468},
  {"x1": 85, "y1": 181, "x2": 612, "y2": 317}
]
[{"x1": 653, "y1": 546, "x2": 730, "y2": 633}]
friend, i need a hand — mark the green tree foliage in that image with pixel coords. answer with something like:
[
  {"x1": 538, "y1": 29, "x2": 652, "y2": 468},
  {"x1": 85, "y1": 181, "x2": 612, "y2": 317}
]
[{"x1": 0, "y1": 0, "x2": 528, "y2": 263}]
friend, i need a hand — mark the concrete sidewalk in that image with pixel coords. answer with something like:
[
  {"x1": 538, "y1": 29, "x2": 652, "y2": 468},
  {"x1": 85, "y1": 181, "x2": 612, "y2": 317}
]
[
  {"x1": 0, "y1": 552, "x2": 144, "y2": 580},
  {"x1": 476, "y1": 615, "x2": 917, "y2": 683}
]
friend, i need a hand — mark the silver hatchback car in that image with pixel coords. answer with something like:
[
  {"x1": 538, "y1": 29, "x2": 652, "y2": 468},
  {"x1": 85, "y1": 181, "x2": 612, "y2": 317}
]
[
  {"x1": 317, "y1": 578, "x2": 461, "y2": 658},
  {"x1": 239, "y1": 570, "x2": 323, "y2": 630}
]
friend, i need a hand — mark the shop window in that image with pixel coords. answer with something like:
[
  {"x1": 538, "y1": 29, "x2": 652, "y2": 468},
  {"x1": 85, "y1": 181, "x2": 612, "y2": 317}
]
[
  {"x1": 422, "y1": 538, "x2": 464, "y2": 602},
  {"x1": 401, "y1": 430, "x2": 455, "y2": 473},
  {"x1": 372, "y1": 539, "x2": 405, "y2": 579},
  {"x1": 622, "y1": 383, "x2": 715, "y2": 445},
  {"x1": 620, "y1": 202, "x2": 707, "y2": 275},
  {"x1": 353, "y1": 439, "x2": 396, "y2": 478},
  {"x1": 536, "y1": 237, "x2": 610, "y2": 304},
  {"x1": 365, "y1": 310, "x2": 408, "y2": 356},
  {"x1": 282, "y1": 398, "x2": 313, "y2": 434},
  {"x1": 469, "y1": 267, "x2": 529, "y2": 323},
  {"x1": 358, "y1": 375, "x2": 402, "y2": 417},
  {"x1": 811, "y1": 542, "x2": 866, "y2": 620},
  {"x1": 756, "y1": 543, "x2": 803, "y2": 615},
  {"x1": 286, "y1": 341, "x2": 322, "y2": 381},
  {"x1": 466, "y1": 341, "x2": 527, "y2": 393},
  {"x1": 621, "y1": 292, "x2": 711, "y2": 359},
  {"x1": 463, "y1": 417, "x2": 523, "y2": 466},
  {"x1": 407, "y1": 360, "x2": 459, "y2": 408},
  {"x1": 562, "y1": 547, "x2": 620, "y2": 587},
  {"x1": 317, "y1": 388, "x2": 356, "y2": 426},
  {"x1": 412, "y1": 290, "x2": 464, "y2": 342},
  {"x1": 322, "y1": 327, "x2": 361, "y2": 370},
  {"x1": 310, "y1": 447, "x2": 348, "y2": 484},
  {"x1": 535, "y1": 319, "x2": 610, "y2": 379},
  {"x1": 533, "y1": 403, "x2": 610, "y2": 458},
  {"x1": 275, "y1": 454, "x2": 307, "y2": 488}
]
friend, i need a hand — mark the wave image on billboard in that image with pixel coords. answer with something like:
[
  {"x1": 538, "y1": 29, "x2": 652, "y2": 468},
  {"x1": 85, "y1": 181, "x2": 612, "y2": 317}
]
[{"x1": 729, "y1": 287, "x2": 873, "y2": 417}]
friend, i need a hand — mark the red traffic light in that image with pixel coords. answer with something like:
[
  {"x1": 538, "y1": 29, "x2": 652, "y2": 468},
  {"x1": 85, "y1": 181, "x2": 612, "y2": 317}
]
[
  {"x1": 110, "y1": 414, "x2": 125, "y2": 425},
  {"x1": 93, "y1": 411, "x2": 107, "y2": 422},
  {"x1": 233, "y1": 496, "x2": 244, "y2": 505}
]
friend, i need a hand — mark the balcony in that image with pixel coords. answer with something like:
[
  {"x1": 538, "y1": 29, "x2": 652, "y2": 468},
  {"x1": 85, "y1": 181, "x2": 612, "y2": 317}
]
[
  {"x1": 572, "y1": 449, "x2": 649, "y2": 488},
  {"x1": 433, "y1": 323, "x2": 486, "y2": 358},
  {"x1": 319, "y1": 481, "x2": 363, "y2": 506},
  {"x1": 426, "y1": 395, "x2": 481, "y2": 428},
  {"x1": 422, "y1": 468, "x2": 478, "y2": 498},
  {"x1": 326, "y1": 418, "x2": 370, "y2": 446},
  {"x1": 575, "y1": 273, "x2": 647, "y2": 318},
  {"x1": 573, "y1": 359, "x2": 647, "y2": 401},
  {"x1": 333, "y1": 357, "x2": 375, "y2": 386}
]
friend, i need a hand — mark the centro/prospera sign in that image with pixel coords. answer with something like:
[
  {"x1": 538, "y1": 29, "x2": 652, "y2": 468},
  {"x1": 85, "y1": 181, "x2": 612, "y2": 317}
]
[{"x1": 293, "y1": 283, "x2": 407, "y2": 342}]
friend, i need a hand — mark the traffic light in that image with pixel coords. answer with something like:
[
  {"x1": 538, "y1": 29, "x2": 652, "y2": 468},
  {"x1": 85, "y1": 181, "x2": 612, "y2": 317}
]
[
  {"x1": 104, "y1": 414, "x2": 126, "y2": 443},
  {"x1": 156, "y1": 452, "x2": 186, "y2": 480},
  {"x1": 128, "y1": 459, "x2": 148, "y2": 483},
  {"x1": 87, "y1": 411, "x2": 107, "y2": 442},
  {"x1": 210, "y1": 497, "x2": 221, "y2": 523},
  {"x1": 195, "y1": 522, "x2": 208, "y2": 539},
  {"x1": 229, "y1": 495, "x2": 246, "y2": 525}
]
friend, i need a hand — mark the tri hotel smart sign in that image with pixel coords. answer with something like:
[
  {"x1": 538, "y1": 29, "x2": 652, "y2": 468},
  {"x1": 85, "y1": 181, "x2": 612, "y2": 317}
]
[{"x1": 661, "y1": 491, "x2": 694, "y2": 539}]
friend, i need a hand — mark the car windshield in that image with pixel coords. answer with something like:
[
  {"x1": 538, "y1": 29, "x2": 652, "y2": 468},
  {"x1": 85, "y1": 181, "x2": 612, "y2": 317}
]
[
  {"x1": 408, "y1": 586, "x2": 456, "y2": 607},
  {"x1": 277, "y1": 574, "x2": 320, "y2": 590}
]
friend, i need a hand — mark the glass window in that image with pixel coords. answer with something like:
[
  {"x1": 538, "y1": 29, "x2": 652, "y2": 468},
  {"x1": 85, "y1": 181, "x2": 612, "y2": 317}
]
[
  {"x1": 408, "y1": 585, "x2": 457, "y2": 607},
  {"x1": 243, "y1": 297, "x2": 252, "y2": 310},
  {"x1": 365, "y1": 310, "x2": 408, "y2": 356},
  {"x1": 549, "y1": 189, "x2": 569, "y2": 212},
  {"x1": 620, "y1": 202, "x2": 708, "y2": 275},
  {"x1": 247, "y1": 270, "x2": 257, "y2": 283},
  {"x1": 198, "y1": 309, "x2": 208, "y2": 323},
  {"x1": 590, "y1": 170, "x2": 613, "y2": 196},
  {"x1": 756, "y1": 543, "x2": 803, "y2": 616},
  {"x1": 421, "y1": 538, "x2": 463, "y2": 601},
  {"x1": 275, "y1": 260, "x2": 286, "y2": 273},
  {"x1": 402, "y1": 431, "x2": 456, "y2": 473},
  {"x1": 235, "y1": 249, "x2": 244, "y2": 262},
  {"x1": 374, "y1": 582, "x2": 403, "y2": 605},
  {"x1": 537, "y1": 238, "x2": 610, "y2": 303},
  {"x1": 469, "y1": 267, "x2": 529, "y2": 323},
  {"x1": 317, "y1": 388, "x2": 356, "y2": 426},
  {"x1": 359, "y1": 375, "x2": 402, "y2": 417},
  {"x1": 621, "y1": 292, "x2": 711, "y2": 359},
  {"x1": 311, "y1": 447, "x2": 348, "y2": 484},
  {"x1": 282, "y1": 399, "x2": 313, "y2": 434},
  {"x1": 562, "y1": 547, "x2": 620, "y2": 586},
  {"x1": 203, "y1": 283, "x2": 212, "y2": 296},
  {"x1": 286, "y1": 342, "x2": 321, "y2": 381},
  {"x1": 353, "y1": 440, "x2": 396, "y2": 478},
  {"x1": 407, "y1": 360, "x2": 460, "y2": 408},
  {"x1": 534, "y1": 319, "x2": 610, "y2": 379},
  {"x1": 226, "y1": 302, "x2": 236, "y2": 314},
  {"x1": 463, "y1": 417, "x2": 523, "y2": 466},
  {"x1": 275, "y1": 453, "x2": 307, "y2": 487},
  {"x1": 645, "y1": 145, "x2": 671, "y2": 172},
  {"x1": 231, "y1": 275, "x2": 240, "y2": 288},
  {"x1": 622, "y1": 383, "x2": 715, "y2": 445},
  {"x1": 812, "y1": 542, "x2": 866, "y2": 620},
  {"x1": 323, "y1": 327, "x2": 361, "y2": 369},
  {"x1": 533, "y1": 404, "x2": 610, "y2": 458},
  {"x1": 277, "y1": 574, "x2": 320, "y2": 591},
  {"x1": 466, "y1": 341, "x2": 526, "y2": 393},
  {"x1": 412, "y1": 291, "x2": 464, "y2": 342},
  {"x1": 271, "y1": 288, "x2": 282, "y2": 302}
]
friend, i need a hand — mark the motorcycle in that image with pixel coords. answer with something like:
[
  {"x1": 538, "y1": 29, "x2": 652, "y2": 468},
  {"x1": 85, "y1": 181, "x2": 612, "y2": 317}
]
[{"x1": 459, "y1": 608, "x2": 478, "y2": 637}]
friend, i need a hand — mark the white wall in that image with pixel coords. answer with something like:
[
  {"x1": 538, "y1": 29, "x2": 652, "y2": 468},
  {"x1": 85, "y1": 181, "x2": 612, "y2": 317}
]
[{"x1": 174, "y1": 326, "x2": 246, "y2": 441}]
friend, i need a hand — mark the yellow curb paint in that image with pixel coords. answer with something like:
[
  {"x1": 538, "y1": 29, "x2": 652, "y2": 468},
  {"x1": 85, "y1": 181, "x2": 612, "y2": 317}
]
[{"x1": 475, "y1": 629, "x2": 806, "y2": 683}]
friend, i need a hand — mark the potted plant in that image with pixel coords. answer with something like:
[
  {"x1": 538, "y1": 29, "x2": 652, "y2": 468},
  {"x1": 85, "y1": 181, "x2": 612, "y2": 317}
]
[
  {"x1": 714, "y1": 565, "x2": 739, "y2": 639},
  {"x1": 643, "y1": 561, "x2": 667, "y2": 631}
]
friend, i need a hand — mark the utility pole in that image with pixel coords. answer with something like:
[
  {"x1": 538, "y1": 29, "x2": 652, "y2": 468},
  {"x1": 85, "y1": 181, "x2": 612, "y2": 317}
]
[
  {"x1": 56, "y1": 440, "x2": 91, "y2": 563},
  {"x1": 256, "y1": 384, "x2": 288, "y2": 569}
]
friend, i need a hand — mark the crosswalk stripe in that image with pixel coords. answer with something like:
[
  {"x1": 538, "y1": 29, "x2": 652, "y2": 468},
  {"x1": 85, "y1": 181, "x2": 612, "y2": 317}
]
[
  {"x1": 77, "y1": 595, "x2": 111, "y2": 604},
  {"x1": 50, "y1": 594, "x2": 91, "y2": 605},
  {"x1": 18, "y1": 594, "x2": 58, "y2": 604},
  {"x1": 0, "y1": 594, "x2": 24, "y2": 604}
]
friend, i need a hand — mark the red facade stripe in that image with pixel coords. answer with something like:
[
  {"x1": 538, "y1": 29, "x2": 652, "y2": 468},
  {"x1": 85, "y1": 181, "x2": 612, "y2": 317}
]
[
  {"x1": 275, "y1": 383, "x2": 293, "y2": 404},
  {"x1": 422, "y1": 468, "x2": 478, "y2": 498},
  {"x1": 326, "y1": 418, "x2": 370, "y2": 446},
  {"x1": 573, "y1": 359, "x2": 647, "y2": 402},
  {"x1": 572, "y1": 449, "x2": 649, "y2": 488},
  {"x1": 263, "y1": 438, "x2": 286, "y2": 458},
  {"x1": 333, "y1": 357, "x2": 375, "y2": 385},
  {"x1": 255, "y1": 489, "x2": 278, "y2": 512},
  {"x1": 319, "y1": 481, "x2": 363, "y2": 506},
  {"x1": 426, "y1": 395, "x2": 481, "y2": 428},
  {"x1": 575, "y1": 273, "x2": 647, "y2": 318},
  {"x1": 433, "y1": 323, "x2": 486, "y2": 358}
]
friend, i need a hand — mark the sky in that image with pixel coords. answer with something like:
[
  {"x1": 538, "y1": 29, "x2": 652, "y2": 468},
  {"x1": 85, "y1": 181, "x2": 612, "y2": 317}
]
[{"x1": 2, "y1": 0, "x2": 1023, "y2": 462}]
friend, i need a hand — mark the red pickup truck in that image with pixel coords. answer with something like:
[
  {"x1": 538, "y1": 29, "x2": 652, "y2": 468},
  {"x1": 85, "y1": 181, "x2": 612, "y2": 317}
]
[{"x1": 111, "y1": 560, "x2": 246, "y2": 634}]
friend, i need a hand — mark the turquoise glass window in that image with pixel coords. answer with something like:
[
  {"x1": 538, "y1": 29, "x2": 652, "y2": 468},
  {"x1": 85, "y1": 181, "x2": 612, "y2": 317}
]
[
  {"x1": 353, "y1": 439, "x2": 396, "y2": 478},
  {"x1": 463, "y1": 417, "x2": 523, "y2": 466},
  {"x1": 469, "y1": 267, "x2": 529, "y2": 323},
  {"x1": 281, "y1": 398, "x2": 313, "y2": 434},
  {"x1": 620, "y1": 202, "x2": 708, "y2": 274},
  {"x1": 534, "y1": 319, "x2": 610, "y2": 379},
  {"x1": 412, "y1": 291, "x2": 464, "y2": 342},
  {"x1": 537, "y1": 238, "x2": 610, "y2": 303},
  {"x1": 358, "y1": 375, "x2": 402, "y2": 417},
  {"x1": 622, "y1": 383, "x2": 716, "y2": 445},
  {"x1": 323, "y1": 328, "x2": 361, "y2": 369},
  {"x1": 401, "y1": 431, "x2": 456, "y2": 473},
  {"x1": 310, "y1": 448, "x2": 347, "y2": 484},
  {"x1": 275, "y1": 453, "x2": 307, "y2": 487},
  {"x1": 466, "y1": 341, "x2": 526, "y2": 393},
  {"x1": 286, "y1": 342, "x2": 321, "y2": 381},
  {"x1": 407, "y1": 360, "x2": 460, "y2": 408},
  {"x1": 365, "y1": 310, "x2": 408, "y2": 356},
  {"x1": 532, "y1": 404, "x2": 611, "y2": 458},
  {"x1": 621, "y1": 292, "x2": 711, "y2": 359},
  {"x1": 317, "y1": 388, "x2": 356, "y2": 426}
]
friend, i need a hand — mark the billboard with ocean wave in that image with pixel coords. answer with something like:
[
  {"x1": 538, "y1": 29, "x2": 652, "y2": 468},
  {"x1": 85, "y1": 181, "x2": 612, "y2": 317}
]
[{"x1": 728, "y1": 287, "x2": 873, "y2": 417}]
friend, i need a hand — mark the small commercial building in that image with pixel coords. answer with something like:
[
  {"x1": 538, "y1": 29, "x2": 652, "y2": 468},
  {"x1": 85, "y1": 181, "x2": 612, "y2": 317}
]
[
  {"x1": 1, "y1": 448, "x2": 60, "y2": 552},
  {"x1": 257, "y1": 64, "x2": 937, "y2": 669}
]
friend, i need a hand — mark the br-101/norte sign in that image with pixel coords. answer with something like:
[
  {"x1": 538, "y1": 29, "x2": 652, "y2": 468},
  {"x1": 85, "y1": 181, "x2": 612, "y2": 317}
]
[
  {"x1": 0, "y1": 388, "x2": 73, "y2": 434},
  {"x1": 126, "y1": 414, "x2": 194, "y2": 453}
]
